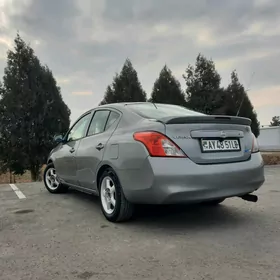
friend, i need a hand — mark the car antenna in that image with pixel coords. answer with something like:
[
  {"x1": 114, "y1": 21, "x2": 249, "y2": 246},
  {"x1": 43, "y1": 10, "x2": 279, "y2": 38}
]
[
  {"x1": 151, "y1": 102, "x2": 158, "y2": 109},
  {"x1": 236, "y1": 71, "x2": 255, "y2": 116}
]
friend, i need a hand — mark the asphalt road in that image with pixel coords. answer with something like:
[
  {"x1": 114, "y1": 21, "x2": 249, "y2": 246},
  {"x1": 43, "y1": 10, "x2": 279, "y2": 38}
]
[{"x1": 0, "y1": 167, "x2": 280, "y2": 280}]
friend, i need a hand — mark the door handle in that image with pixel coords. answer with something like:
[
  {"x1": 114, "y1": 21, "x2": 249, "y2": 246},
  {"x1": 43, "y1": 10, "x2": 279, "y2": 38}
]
[
  {"x1": 96, "y1": 143, "x2": 104, "y2": 151},
  {"x1": 69, "y1": 147, "x2": 75, "y2": 153}
]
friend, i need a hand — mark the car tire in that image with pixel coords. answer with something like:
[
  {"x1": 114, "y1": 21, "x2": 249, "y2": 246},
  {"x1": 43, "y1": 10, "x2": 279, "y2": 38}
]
[
  {"x1": 99, "y1": 167, "x2": 134, "y2": 223},
  {"x1": 43, "y1": 163, "x2": 68, "y2": 194},
  {"x1": 202, "y1": 198, "x2": 225, "y2": 206}
]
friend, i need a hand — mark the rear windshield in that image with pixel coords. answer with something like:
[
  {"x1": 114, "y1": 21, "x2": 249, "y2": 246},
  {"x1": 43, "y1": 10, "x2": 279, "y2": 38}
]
[{"x1": 126, "y1": 103, "x2": 204, "y2": 119}]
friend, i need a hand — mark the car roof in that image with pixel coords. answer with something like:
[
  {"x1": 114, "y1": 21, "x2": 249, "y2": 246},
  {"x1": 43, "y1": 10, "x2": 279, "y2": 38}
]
[
  {"x1": 76, "y1": 102, "x2": 149, "y2": 120},
  {"x1": 84, "y1": 102, "x2": 153, "y2": 113},
  {"x1": 85, "y1": 102, "x2": 192, "y2": 117},
  {"x1": 97, "y1": 102, "x2": 148, "y2": 109}
]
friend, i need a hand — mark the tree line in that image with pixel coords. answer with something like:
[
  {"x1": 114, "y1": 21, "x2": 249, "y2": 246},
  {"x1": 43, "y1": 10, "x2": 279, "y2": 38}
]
[
  {"x1": 270, "y1": 116, "x2": 280, "y2": 127},
  {"x1": 0, "y1": 34, "x2": 274, "y2": 181},
  {"x1": 100, "y1": 56, "x2": 260, "y2": 136}
]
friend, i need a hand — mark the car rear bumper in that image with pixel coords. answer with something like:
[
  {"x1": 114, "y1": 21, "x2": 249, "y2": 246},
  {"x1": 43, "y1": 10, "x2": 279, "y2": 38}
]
[{"x1": 118, "y1": 153, "x2": 265, "y2": 204}]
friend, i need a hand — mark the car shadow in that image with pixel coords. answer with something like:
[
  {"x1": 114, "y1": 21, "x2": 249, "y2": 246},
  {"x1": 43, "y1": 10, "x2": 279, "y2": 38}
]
[
  {"x1": 131, "y1": 203, "x2": 247, "y2": 230},
  {"x1": 66, "y1": 187, "x2": 100, "y2": 209},
  {"x1": 66, "y1": 188, "x2": 259, "y2": 231}
]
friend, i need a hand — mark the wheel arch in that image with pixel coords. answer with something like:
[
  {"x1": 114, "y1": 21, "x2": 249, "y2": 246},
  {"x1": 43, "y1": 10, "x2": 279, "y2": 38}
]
[{"x1": 96, "y1": 164, "x2": 113, "y2": 190}]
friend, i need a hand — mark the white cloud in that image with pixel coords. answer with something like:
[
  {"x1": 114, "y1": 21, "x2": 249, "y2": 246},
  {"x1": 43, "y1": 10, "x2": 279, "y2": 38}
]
[{"x1": 72, "y1": 91, "x2": 93, "y2": 96}]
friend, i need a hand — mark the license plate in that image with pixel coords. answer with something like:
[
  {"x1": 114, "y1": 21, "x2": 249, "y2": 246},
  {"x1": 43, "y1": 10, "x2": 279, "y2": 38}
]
[{"x1": 201, "y1": 139, "x2": 240, "y2": 152}]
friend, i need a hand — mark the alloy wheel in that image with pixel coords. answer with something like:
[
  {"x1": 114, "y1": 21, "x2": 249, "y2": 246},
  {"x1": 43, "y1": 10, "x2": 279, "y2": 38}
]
[
  {"x1": 45, "y1": 167, "x2": 60, "y2": 191},
  {"x1": 100, "y1": 176, "x2": 116, "y2": 215}
]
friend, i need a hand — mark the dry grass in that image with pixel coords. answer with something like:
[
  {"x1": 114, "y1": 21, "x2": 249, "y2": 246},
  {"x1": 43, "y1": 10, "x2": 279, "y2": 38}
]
[
  {"x1": 0, "y1": 165, "x2": 46, "y2": 184},
  {"x1": 261, "y1": 152, "x2": 280, "y2": 165}
]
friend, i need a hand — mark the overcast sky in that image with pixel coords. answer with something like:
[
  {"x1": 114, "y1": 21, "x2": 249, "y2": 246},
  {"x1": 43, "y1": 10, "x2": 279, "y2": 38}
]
[{"x1": 1, "y1": 0, "x2": 280, "y2": 125}]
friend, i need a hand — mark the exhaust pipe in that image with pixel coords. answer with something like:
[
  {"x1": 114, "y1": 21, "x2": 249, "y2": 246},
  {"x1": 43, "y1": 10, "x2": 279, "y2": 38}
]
[{"x1": 240, "y1": 194, "x2": 258, "y2": 203}]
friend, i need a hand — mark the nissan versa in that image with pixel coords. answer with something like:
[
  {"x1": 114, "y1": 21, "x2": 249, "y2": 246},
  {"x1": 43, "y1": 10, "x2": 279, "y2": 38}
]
[{"x1": 44, "y1": 102, "x2": 265, "y2": 222}]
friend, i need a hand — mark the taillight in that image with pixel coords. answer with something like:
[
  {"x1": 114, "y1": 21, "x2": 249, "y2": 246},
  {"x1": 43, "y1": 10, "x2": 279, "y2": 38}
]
[
  {"x1": 251, "y1": 134, "x2": 259, "y2": 153},
  {"x1": 133, "y1": 131, "x2": 187, "y2": 157}
]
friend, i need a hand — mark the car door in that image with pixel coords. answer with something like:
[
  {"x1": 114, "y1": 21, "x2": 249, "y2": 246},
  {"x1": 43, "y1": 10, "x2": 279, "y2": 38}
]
[
  {"x1": 54, "y1": 112, "x2": 92, "y2": 186},
  {"x1": 75, "y1": 109, "x2": 121, "y2": 191}
]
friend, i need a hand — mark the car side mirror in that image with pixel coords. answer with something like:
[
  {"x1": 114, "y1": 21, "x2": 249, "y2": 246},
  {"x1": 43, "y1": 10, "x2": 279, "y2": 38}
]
[{"x1": 53, "y1": 134, "x2": 64, "y2": 143}]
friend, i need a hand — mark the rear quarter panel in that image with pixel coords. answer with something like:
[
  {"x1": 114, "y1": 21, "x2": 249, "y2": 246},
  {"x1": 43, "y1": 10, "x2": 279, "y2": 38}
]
[
  {"x1": 102, "y1": 118, "x2": 165, "y2": 170},
  {"x1": 100, "y1": 114, "x2": 165, "y2": 191}
]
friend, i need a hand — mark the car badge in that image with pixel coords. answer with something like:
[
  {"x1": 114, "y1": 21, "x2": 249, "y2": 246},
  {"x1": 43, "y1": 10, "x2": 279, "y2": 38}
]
[{"x1": 220, "y1": 131, "x2": 226, "y2": 138}]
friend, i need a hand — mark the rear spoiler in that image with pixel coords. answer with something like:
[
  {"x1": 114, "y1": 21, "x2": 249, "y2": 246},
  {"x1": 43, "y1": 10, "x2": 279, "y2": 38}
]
[{"x1": 157, "y1": 115, "x2": 252, "y2": 126}]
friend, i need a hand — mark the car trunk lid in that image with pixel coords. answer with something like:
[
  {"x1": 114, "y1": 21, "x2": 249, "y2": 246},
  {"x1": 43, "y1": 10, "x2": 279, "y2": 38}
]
[{"x1": 158, "y1": 115, "x2": 253, "y2": 164}]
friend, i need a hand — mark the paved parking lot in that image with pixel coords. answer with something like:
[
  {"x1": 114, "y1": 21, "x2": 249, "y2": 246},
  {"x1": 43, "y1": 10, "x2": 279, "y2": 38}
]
[{"x1": 0, "y1": 167, "x2": 280, "y2": 280}]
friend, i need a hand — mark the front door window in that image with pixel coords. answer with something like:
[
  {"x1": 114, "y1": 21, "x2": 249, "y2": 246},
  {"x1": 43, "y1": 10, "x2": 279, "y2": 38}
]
[{"x1": 67, "y1": 113, "x2": 92, "y2": 142}]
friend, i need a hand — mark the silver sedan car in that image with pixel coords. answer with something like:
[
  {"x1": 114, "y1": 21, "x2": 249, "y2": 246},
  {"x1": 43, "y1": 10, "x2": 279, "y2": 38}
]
[{"x1": 44, "y1": 102, "x2": 265, "y2": 222}]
